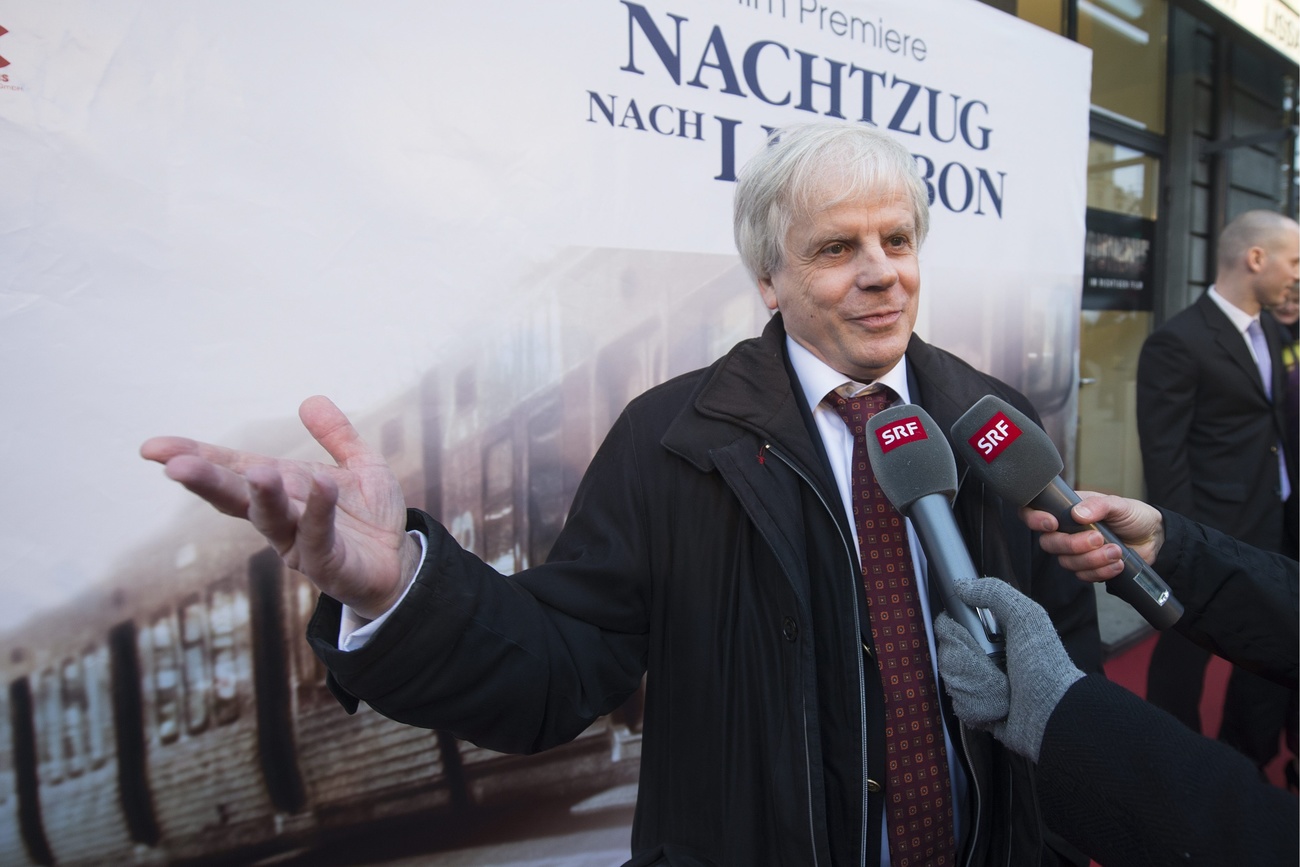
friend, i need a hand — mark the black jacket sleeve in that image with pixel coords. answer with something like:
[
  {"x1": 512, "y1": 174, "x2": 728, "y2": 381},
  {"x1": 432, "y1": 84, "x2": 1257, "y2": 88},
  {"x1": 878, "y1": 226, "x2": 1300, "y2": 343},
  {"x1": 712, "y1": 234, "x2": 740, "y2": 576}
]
[
  {"x1": 305, "y1": 413, "x2": 652, "y2": 754},
  {"x1": 1155, "y1": 508, "x2": 1299, "y2": 689},
  {"x1": 1036, "y1": 675, "x2": 1298, "y2": 867}
]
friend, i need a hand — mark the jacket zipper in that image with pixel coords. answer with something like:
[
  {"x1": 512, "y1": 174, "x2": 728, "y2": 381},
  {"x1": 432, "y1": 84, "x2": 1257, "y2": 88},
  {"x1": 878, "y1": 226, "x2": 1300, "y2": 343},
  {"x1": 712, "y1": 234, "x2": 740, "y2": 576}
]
[
  {"x1": 764, "y1": 442, "x2": 870, "y2": 867},
  {"x1": 958, "y1": 722, "x2": 982, "y2": 867}
]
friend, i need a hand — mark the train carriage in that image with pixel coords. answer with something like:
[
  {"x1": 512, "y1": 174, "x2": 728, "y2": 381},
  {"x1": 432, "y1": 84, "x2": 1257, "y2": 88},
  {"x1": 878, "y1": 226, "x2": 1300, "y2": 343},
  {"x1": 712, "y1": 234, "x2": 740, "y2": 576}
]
[{"x1": 3, "y1": 590, "x2": 138, "y2": 867}]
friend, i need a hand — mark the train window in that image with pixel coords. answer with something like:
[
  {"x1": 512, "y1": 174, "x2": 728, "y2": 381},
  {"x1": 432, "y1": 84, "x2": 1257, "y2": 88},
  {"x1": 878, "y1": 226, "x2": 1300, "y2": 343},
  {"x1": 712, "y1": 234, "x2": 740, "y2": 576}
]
[
  {"x1": 597, "y1": 325, "x2": 660, "y2": 439},
  {"x1": 36, "y1": 667, "x2": 62, "y2": 783},
  {"x1": 209, "y1": 581, "x2": 241, "y2": 725},
  {"x1": 482, "y1": 432, "x2": 517, "y2": 573},
  {"x1": 150, "y1": 613, "x2": 181, "y2": 744},
  {"x1": 180, "y1": 596, "x2": 211, "y2": 734},
  {"x1": 60, "y1": 656, "x2": 89, "y2": 777},
  {"x1": 83, "y1": 645, "x2": 112, "y2": 768},
  {"x1": 527, "y1": 397, "x2": 567, "y2": 567},
  {"x1": 455, "y1": 367, "x2": 476, "y2": 410},
  {"x1": 449, "y1": 366, "x2": 480, "y2": 445}
]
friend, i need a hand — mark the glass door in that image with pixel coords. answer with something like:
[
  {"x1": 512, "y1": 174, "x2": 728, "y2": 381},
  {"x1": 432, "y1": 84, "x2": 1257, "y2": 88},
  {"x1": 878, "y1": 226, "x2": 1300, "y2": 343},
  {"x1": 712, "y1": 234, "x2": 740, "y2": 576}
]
[{"x1": 1077, "y1": 139, "x2": 1160, "y2": 496}]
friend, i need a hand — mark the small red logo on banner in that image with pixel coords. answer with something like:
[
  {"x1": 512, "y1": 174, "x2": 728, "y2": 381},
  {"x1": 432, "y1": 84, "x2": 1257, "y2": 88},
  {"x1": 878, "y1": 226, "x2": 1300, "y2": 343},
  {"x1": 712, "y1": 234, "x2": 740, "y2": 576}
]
[
  {"x1": 875, "y1": 416, "x2": 927, "y2": 453},
  {"x1": 0, "y1": 26, "x2": 9, "y2": 69},
  {"x1": 969, "y1": 411, "x2": 1021, "y2": 461}
]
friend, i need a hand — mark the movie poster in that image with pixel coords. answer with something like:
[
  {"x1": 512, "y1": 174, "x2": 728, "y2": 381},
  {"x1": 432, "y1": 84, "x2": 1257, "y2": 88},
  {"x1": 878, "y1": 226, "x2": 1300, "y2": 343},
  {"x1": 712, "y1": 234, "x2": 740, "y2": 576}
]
[{"x1": 0, "y1": 2, "x2": 1090, "y2": 863}]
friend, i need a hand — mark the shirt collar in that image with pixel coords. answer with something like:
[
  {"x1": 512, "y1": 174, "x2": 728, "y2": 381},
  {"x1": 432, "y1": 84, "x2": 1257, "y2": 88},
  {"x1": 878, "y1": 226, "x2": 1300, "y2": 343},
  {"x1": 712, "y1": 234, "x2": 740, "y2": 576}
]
[
  {"x1": 1208, "y1": 285, "x2": 1259, "y2": 335},
  {"x1": 785, "y1": 336, "x2": 913, "y2": 408}
]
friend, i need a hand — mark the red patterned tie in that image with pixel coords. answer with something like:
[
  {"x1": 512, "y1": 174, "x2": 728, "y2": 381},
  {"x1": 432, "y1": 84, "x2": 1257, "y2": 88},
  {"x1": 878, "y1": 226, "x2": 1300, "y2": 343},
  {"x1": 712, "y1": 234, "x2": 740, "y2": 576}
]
[{"x1": 827, "y1": 387, "x2": 955, "y2": 867}]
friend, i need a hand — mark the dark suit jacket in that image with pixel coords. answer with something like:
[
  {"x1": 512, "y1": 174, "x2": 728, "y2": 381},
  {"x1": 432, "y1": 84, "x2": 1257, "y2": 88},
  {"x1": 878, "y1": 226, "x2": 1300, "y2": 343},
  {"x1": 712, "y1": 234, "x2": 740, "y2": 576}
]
[{"x1": 1136, "y1": 291, "x2": 1296, "y2": 553}]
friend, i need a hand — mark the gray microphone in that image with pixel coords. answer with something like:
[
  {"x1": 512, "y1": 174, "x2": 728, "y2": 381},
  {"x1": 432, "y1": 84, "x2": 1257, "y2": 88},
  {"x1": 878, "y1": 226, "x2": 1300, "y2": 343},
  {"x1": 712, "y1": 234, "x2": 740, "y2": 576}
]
[
  {"x1": 864, "y1": 403, "x2": 1006, "y2": 665},
  {"x1": 949, "y1": 395, "x2": 1183, "y2": 630}
]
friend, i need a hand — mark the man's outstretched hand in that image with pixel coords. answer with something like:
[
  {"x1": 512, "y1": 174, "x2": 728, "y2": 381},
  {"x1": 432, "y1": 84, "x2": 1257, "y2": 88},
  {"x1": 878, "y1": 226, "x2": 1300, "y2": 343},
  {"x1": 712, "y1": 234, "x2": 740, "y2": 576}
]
[{"x1": 141, "y1": 395, "x2": 420, "y2": 620}]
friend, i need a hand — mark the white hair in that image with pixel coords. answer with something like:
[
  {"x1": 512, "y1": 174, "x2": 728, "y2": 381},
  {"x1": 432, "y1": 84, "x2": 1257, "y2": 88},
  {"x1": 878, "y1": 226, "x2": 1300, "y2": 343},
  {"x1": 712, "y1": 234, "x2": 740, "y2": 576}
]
[{"x1": 733, "y1": 121, "x2": 931, "y2": 282}]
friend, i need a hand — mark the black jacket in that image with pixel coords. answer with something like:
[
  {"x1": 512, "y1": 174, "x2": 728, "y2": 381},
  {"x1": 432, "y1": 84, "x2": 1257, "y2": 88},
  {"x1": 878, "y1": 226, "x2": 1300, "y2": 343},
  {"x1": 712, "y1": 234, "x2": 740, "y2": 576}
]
[
  {"x1": 309, "y1": 315, "x2": 1100, "y2": 866},
  {"x1": 1137, "y1": 293, "x2": 1297, "y2": 554},
  {"x1": 1155, "y1": 508, "x2": 1299, "y2": 689}
]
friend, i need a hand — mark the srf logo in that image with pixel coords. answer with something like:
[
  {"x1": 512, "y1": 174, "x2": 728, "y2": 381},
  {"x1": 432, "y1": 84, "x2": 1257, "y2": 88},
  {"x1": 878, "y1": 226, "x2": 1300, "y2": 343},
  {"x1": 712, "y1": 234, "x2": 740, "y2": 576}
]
[
  {"x1": 0, "y1": 25, "x2": 9, "y2": 69},
  {"x1": 969, "y1": 411, "x2": 1021, "y2": 461},
  {"x1": 875, "y1": 416, "x2": 927, "y2": 453}
]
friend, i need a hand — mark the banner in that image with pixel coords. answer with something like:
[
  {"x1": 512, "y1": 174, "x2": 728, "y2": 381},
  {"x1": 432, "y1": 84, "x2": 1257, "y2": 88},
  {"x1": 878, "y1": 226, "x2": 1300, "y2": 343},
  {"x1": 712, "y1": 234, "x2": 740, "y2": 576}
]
[{"x1": 0, "y1": 2, "x2": 1090, "y2": 864}]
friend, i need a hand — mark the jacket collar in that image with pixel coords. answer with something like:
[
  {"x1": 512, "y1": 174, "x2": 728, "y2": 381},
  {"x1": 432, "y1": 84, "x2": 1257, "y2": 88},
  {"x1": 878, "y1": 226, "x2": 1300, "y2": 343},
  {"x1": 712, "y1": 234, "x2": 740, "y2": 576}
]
[
  {"x1": 1196, "y1": 292, "x2": 1271, "y2": 397},
  {"x1": 662, "y1": 314, "x2": 825, "y2": 476},
  {"x1": 662, "y1": 313, "x2": 980, "y2": 474}
]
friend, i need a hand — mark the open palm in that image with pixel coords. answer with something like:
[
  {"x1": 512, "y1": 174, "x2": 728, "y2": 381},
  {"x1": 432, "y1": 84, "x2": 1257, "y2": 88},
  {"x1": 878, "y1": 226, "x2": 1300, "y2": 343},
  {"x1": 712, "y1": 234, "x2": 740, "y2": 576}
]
[{"x1": 141, "y1": 395, "x2": 418, "y2": 619}]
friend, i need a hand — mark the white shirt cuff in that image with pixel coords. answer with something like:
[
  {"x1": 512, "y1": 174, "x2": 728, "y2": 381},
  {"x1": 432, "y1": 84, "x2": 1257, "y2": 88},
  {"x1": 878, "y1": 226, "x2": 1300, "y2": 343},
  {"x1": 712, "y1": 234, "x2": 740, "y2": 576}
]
[{"x1": 338, "y1": 529, "x2": 427, "y2": 652}]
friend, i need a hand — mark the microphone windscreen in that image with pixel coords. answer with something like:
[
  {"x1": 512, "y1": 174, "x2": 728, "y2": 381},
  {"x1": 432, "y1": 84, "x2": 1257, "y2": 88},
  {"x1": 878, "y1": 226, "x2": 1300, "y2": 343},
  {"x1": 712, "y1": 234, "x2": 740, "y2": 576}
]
[
  {"x1": 949, "y1": 395, "x2": 1063, "y2": 505},
  {"x1": 864, "y1": 403, "x2": 958, "y2": 511}
]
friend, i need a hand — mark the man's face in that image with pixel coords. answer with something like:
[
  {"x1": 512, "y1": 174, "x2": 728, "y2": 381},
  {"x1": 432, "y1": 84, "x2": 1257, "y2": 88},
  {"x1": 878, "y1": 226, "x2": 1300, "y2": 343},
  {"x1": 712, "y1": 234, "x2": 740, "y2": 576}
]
[
  {"x1": 758, "y1": 186, "x2": 920, "y2": 382},
  {"x1": 1255, "y1": 225, "x2": 1300, "y2": 308}
]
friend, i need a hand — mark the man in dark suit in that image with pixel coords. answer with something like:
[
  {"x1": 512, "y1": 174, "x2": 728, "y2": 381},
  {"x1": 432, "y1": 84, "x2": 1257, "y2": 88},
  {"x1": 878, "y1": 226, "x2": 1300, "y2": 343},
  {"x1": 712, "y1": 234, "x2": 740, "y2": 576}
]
[{"x1": 1136, "y1": 208, "x2": 1299, "y2": 771}]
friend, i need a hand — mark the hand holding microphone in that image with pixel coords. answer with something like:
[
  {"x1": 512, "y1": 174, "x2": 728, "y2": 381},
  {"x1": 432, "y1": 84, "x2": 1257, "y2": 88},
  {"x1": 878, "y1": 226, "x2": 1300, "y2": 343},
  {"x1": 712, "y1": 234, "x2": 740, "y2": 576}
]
[
  {"x1": 933, "y1": 577, "x2": 1084, "y2": 762},
  {"x1": 949, "y1": 396, "x2": 1184, "y2": 630},
  {"x1": 863, "y1": 403, "x2": 1006, "y2": 666},
  {"x1": 1027, "y1": 493, "x2": 1167, "y2": 584}
]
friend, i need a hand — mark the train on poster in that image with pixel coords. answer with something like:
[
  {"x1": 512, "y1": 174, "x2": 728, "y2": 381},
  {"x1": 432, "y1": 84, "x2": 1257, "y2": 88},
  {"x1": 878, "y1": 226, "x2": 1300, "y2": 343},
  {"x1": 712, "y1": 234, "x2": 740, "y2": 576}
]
[{"x1": 0, "y1": 253, "x2": 767, "y2": 867}]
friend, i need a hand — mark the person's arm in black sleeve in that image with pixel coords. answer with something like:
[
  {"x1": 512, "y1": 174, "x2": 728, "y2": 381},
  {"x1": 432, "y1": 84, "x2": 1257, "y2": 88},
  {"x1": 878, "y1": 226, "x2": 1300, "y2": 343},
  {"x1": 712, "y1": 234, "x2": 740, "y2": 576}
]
[
  {"x1": 1155, "y1": 507, "x2": 1296, "y2": 686},
  {"x1": 935, "y1": 577, "x2": 1299, "y2": 867},
  {"x1": 1025, "y1": 493, "x2": 1299, "y2": 689}
]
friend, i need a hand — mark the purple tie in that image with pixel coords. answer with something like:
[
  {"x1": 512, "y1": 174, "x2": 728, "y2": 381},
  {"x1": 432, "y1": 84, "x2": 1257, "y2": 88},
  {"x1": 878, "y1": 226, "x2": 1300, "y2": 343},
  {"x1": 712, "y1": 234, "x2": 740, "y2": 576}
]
[
  {"x1": 827, "y1": 387, "x2": 955, "y2": 867},
  {"x1": 1249, "y1": 320, "x2": 1291, "y2": 500},
  {"x1": 1249, "y1": 319, "x2": 1273, "y2": 399}
]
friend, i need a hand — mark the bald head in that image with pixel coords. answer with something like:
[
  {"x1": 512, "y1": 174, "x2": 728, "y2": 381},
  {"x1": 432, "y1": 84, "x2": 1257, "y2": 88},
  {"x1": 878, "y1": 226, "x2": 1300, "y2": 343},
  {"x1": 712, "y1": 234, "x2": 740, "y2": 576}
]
[
  {"x1": 1218, "y1": 211, "x2": 1296, "y2": 266},
  {"x1": 1215, "y1": 210, "x2": 1300, "y2": 314}
]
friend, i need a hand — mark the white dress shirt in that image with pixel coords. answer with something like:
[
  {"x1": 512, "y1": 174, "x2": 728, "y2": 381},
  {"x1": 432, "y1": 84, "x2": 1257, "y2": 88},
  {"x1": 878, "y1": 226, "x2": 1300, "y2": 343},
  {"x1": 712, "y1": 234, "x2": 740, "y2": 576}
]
[
  {"x1": 338, "y1": 529, "x2": 426, "y2": 651},
  {"x1": 1209, "y1": 285, "x2": 1266, "y2": 364},
  {"x1": 784, "y1": 337, "x2": 967, "y2": 864}
]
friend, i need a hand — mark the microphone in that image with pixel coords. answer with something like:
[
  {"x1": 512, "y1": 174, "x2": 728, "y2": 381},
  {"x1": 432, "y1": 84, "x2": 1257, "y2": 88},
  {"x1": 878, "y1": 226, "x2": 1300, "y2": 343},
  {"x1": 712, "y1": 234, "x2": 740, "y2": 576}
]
[
  {"x1": 864, "y1": 403, "x2": 1006, "y2": 665},
  {"x1": 949, "y1": 395, "x2": 1183, "y2": 630}
]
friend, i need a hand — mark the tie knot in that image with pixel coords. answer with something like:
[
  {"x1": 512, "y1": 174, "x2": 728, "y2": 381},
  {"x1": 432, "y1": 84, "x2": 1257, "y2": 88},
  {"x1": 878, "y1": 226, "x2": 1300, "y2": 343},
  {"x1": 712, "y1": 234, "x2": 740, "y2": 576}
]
[{"x1": 825, "y1": 386, "x2": 894, "y2": 433}]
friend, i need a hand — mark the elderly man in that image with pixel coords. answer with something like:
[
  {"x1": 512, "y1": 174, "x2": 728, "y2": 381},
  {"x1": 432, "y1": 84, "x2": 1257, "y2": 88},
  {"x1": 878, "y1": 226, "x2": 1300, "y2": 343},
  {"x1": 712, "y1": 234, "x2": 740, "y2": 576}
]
[{"x1": 143, "y1": 121, "x2": 1098, "y2": 867}]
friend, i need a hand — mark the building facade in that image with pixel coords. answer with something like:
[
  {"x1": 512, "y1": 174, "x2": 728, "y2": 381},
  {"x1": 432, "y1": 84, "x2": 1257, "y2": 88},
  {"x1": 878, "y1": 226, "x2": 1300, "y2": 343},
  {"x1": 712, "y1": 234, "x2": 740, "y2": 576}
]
[{"x1": 982, "y1": 0, "x2": 1299, "y2": 497}]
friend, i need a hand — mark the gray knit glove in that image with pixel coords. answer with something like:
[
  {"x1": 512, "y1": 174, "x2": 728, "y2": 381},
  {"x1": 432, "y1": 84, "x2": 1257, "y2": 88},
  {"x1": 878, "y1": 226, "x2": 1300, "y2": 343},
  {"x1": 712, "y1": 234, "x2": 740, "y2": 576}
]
[{"x1": 933, "y1": 578, "x2": 1083, "y2": 762}]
